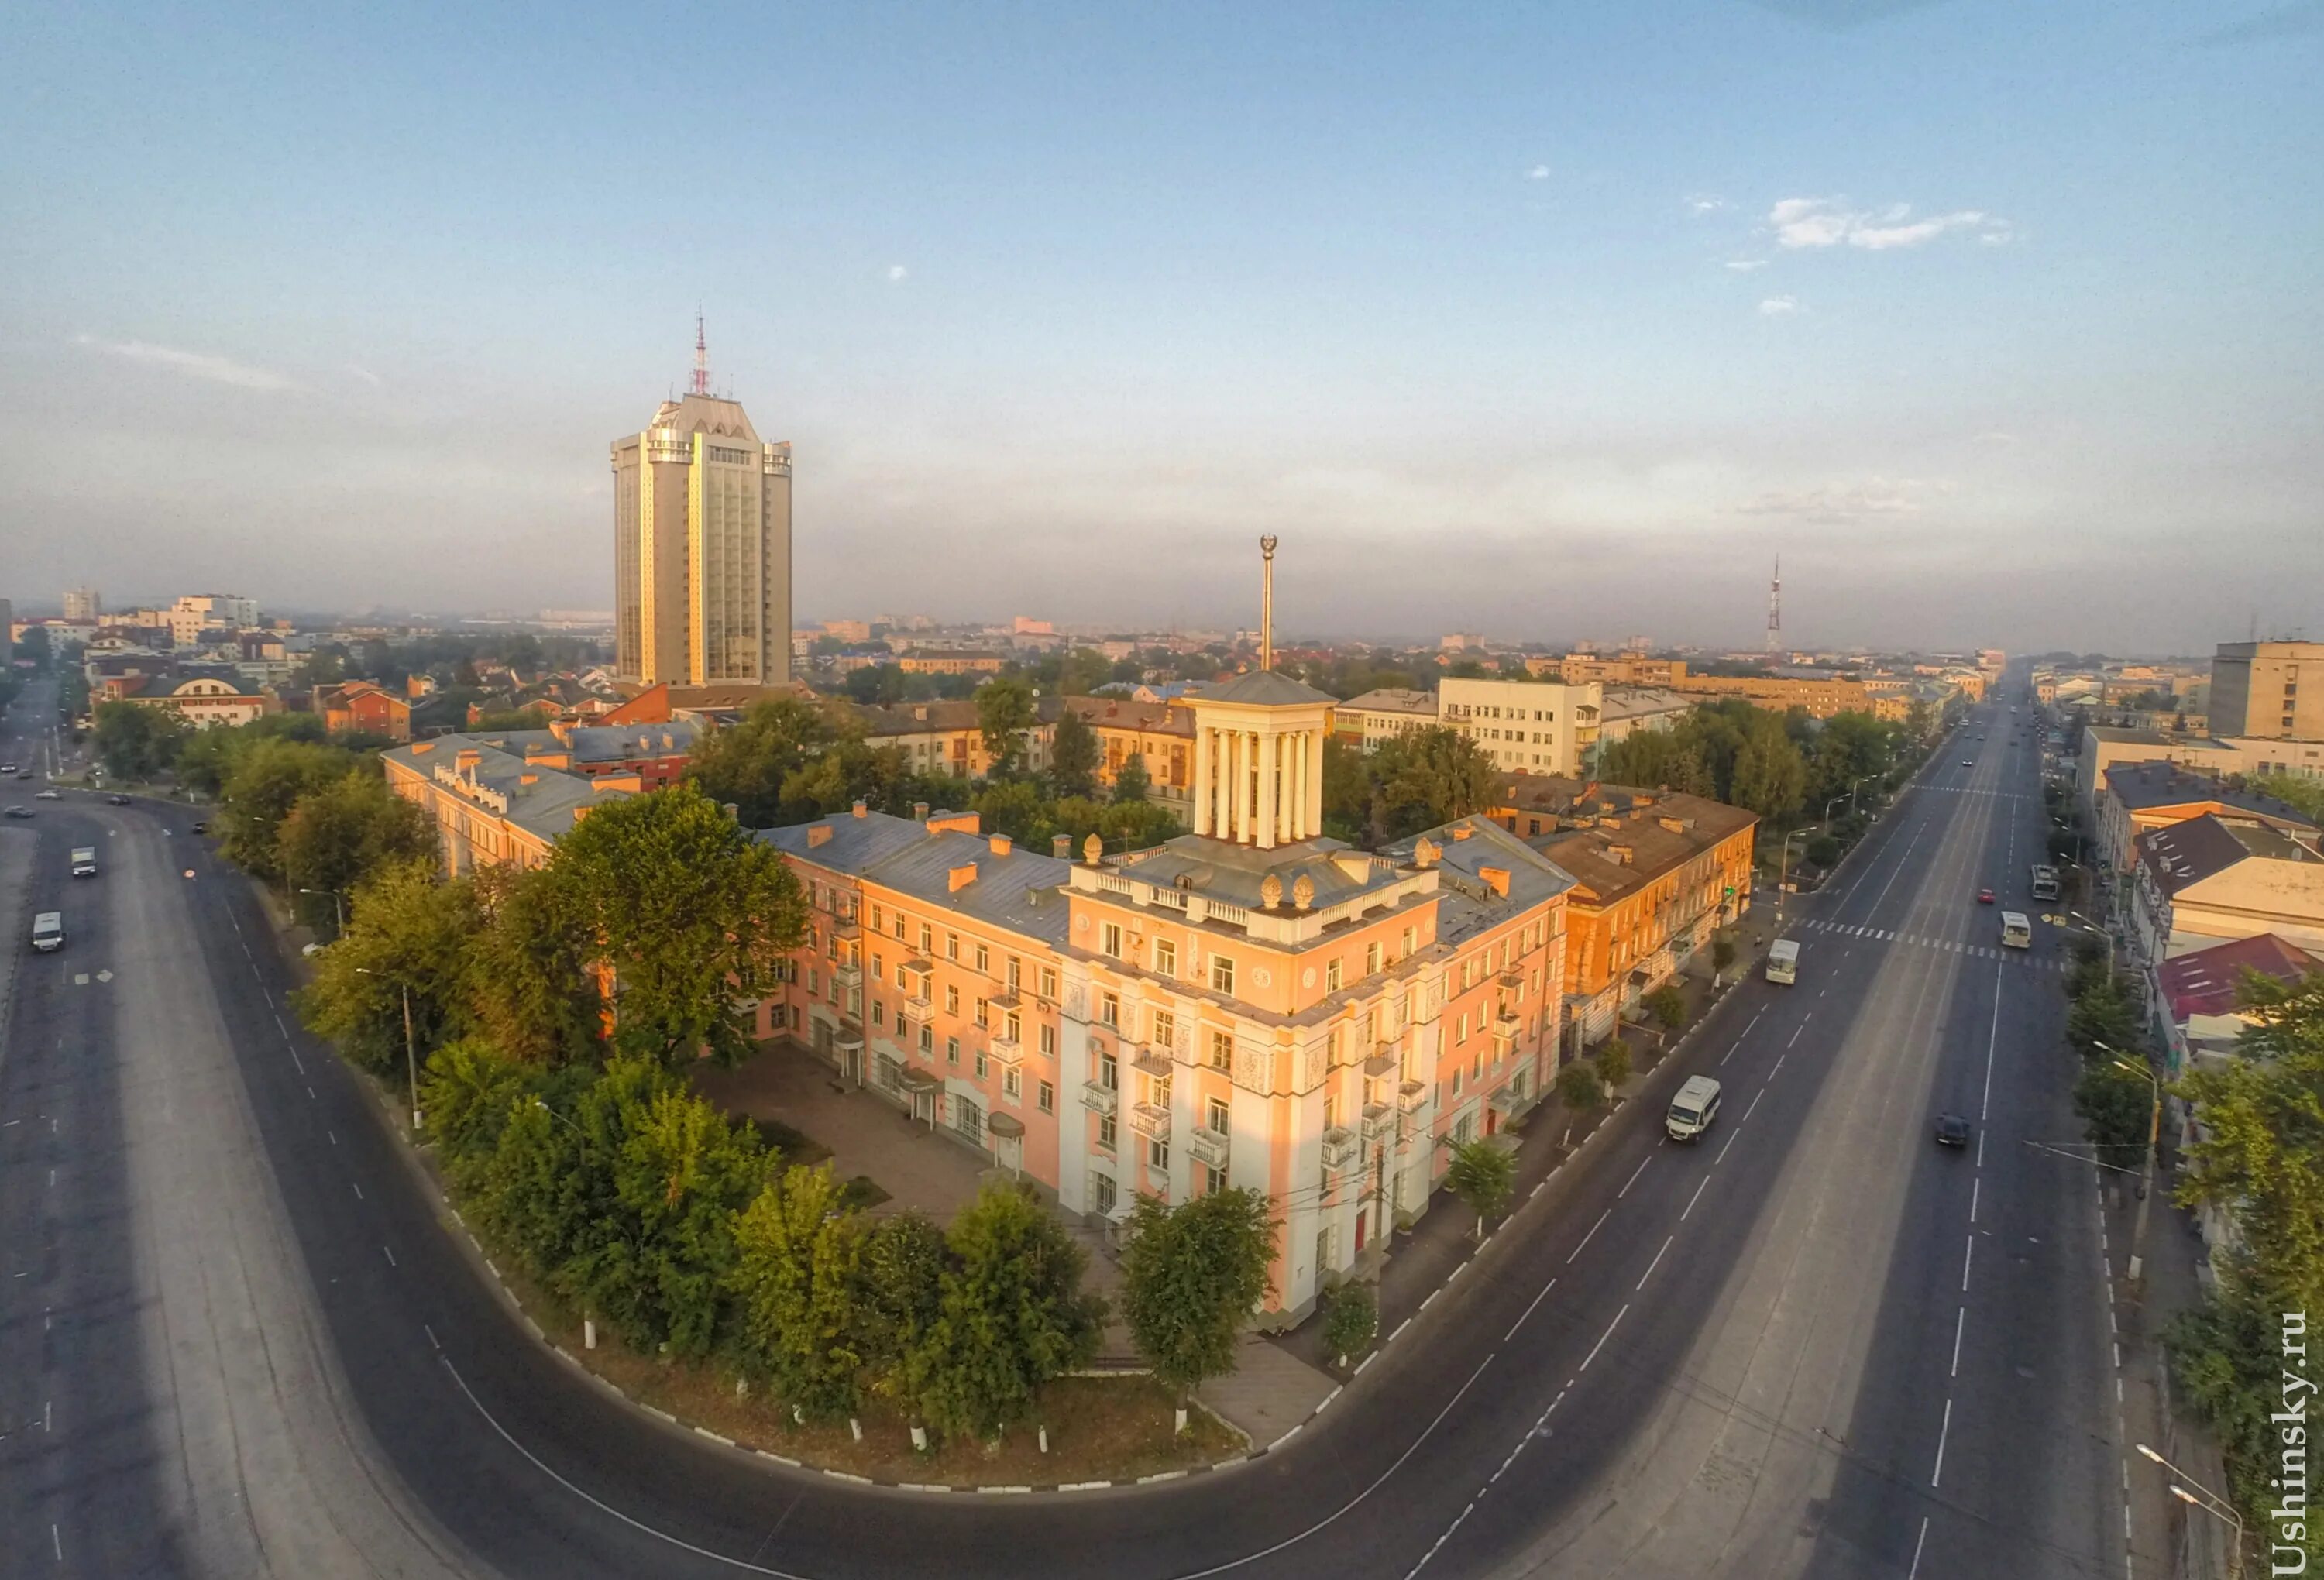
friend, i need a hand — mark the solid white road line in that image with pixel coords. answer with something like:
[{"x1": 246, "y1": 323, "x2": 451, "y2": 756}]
[
  {"x1": 1715, "y1": 1132, "x2": 1739, "y2": 1166},
  {"x1": 1637, "y1": 1236, "x2": 1673, "y2": 1291},
  {"x1": 1618, "y1": 1158, "x2": 1650, "y2": 1197},
  {"x1": 1580, "y1": 1304, "x2": 1628, "y2": 1372},
  {"x1": 1951, "y1": 1307, "x2": 1965, "y2": 1378},
  {"x1": 1742, "y1": 1088, "x2": 1765, "y2": 1122},
  {"x1": 1962, "y1": 1234, "x2": 1975, "y2": 1293},
  {"x1": 1931, "y1": 1396, "x2": 1954, "y2": 1486},
  {"x1": 1504, "y1": 1277, "x2": 1557, "y2": 1341},
  {"x1": 1907, "y1": 1515, "x2": 1930, "y2": 1580},
  {"x1": 1970, "y1": 1177, "x2": 1980, "y2": 1224},
  {"x1": 1680, "y1": 1176, "x2": 1710, "y2": 1221},
  {"x1": 1567, "y1": 1209, "x2": 1611, "y2": 1265}
]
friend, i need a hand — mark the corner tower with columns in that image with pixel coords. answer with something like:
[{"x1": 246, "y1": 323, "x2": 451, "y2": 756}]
[{"x1": 1184, "y1": 536, "x2": 1335, "y2": 847}]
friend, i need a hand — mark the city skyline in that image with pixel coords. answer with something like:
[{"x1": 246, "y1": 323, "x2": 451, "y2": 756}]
[{"x1": 4, "y1": 3, "x2": 2318, "y2": 651}]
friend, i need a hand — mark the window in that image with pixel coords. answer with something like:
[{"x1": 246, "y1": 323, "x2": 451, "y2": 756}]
[
  {"x1": 1003, "y1": 1066, "x2": 1021, "y2": 1101},
  {"x1": 1040, "y1": 1024, "x2": 1057, "y2": 1056},
  {"x1": 919, "y1": 1025, "x2": 933, "y2": 1055},
  {"x1": 1148, "y1": 1137, "x2": 1170, "y2": 1170},
  {"x1": 1202, "y1": 1164, "x2": 1226, "y2": 1197},
  {"x1": 1098, "y1": 1115, "x2": 1118, "y2": 1151},
  {"x1": 1100, "y1": 991, "x2": 1119, "y2": 1027},
  {"x1": 918, "y1": 922, "x2": 933, "y2": 953},
  {"x1": 1208, "y1": 1029, "x2": 1233, "y2": 1070},
  {"x1": 975, "y1": 1049, "x2": 988, "y2": 1079},
  {"x1": 946, "y1": 1036, "x2": 961, "y2": 1065},
  {"x1": 1154, "y1": 938, "x2": 1177, "y2": 977},
  {"x1": 1206, "y1": 1096, "x2": 1230, "y2": 1132},
  {"x1": 975, "y1": 944, "x2": 989, "y2": 974},
  {"x1": 1102, "y1": 922, "x2": 1123, "y2": 957},
  {"x1": 1152, "y1": 1009, "x2": 1176, "y2": 1049},
  {"x1": 808, "y1": 968, "x2": 821, "y2": 995},
  {"x1": 1100, "y1": 1050, "x2": 1119, "y2": 1090},
  {"x1": 1402, "y1": 926, "x2": 1417, "y2": 956},
  {"x1": 1366, "y1": 941, "x2": 1381, "y2": 976},
  {"x1": 871, "y1": 1001, "x2": 885, "y2": 1027},
  {"x1": 1005, "y1": 1009, "x2": 1021, "y2": 1043},
  {"x1": 1456, "y1": 1011, "x2": 1468, "y2": 1044},
  {"x1": 1038, "y1": 1080, "x2": 1055, "y2": 1113},
  {"x1": 1007, "y1": 956, "x2": 1022, "y2": 991},
  {"x1": 1211, "y1": 954, "x2": 1236, "y2": 994},
  {"x1": 1039, "y1": 966, "x2": 1059, "y2": 1000},
  {"x1": 1451, "y1": 1067, "x2": 1463, "y2": 1095},
  {"x1": 946, "y1": 932, "x2": 959, "y2": 961},
  {"x1": 975, "y1": 997, "x2": 989, "y2": 1027},
  {"x1": 869, "y1": 904, "x2": 884, "y2": 932},
  {"x1": 1325, "y1": 957, "x2": 1342, "y2": 993},
  {"x1": 1093, "y1": 1172, "x2": 1117, "y2": 1214},
  {"x1": 944, "y1": 984, "x2": 960, "y2": 1014}
]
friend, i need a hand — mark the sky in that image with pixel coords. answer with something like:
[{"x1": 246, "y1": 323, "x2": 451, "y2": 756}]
[{"x1": 2, "y1": 0, "x2": 2319, "y2": 653}]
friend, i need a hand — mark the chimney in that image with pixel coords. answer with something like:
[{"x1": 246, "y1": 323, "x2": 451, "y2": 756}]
[
  {"x1": 851, "y1": 799, "x2": 868, "y2": 819},
  {"x1": 724, "y1": 802, "x2": 741, "y2": 821},
  {"x1": 1479, "y1": 865, "x2": 1510, "y2": 898},
  {"x1": 519, "y1": 772, "x2": 538, "y2": 785},
  {"x1": 913, "y1": 802, "x2": 930, "y2": 821},
  {"x1": 807, "y1": 823, "x2": 834, "y2": 849},
  {"x1": 1053, "y1": 834, "x2": 1073, "y2": 859},
  {"x1": 989, "y1": 833, "x2": 1012, "y2": 857},
  {"x1": 456, "y1": 748, "x2": 480, "y2": 775},
  {"x1": 947, "y1": 863, "x2": 979, "y2": 892}
]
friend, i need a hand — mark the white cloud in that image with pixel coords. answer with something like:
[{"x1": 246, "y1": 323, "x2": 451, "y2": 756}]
[
  {"x1": 1768, "y1": 197, "x2": 2009, "y2": 252},
  {"x1": 1525, "y1": 163, "x2": 1551, "y2": 181},
  {"x1": 1758, "y1": 295, "x2": 1801, "y2": 316},
  {"x1": 76, "y1": 333, "x2": 299, "y2": 391},
  {"x1": 1685, "y1": 192, "x2": 1731, "y2": 215},
  {"x1": 886, "y1": 264, "x2": 909, "y2": 282},
  {"x1": 1734, "y1": 477, "x2": 1943, "y2": 521},
  {"x1": 346, "y1": 363, "x2": 383, "y2": 389},
  {"x1": 1724, "y1": 259, "x2": 1768, "y2": 272}
]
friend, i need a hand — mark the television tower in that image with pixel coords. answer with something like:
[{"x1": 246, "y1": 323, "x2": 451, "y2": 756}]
[
  {"x1": 692, "y1": 308, "x2": 710, "y2": 396},
  {"x1": 1765, "y1": 557, "x2": 1782, "y2": 654}
]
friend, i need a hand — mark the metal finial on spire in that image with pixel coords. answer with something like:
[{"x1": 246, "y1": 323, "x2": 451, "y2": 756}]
[
  {"x1": 1259, "y1": 535, "x2": 1279, "y2": 672},
  {"x1": 1766, "y1": 555, "x2": 1783, "y2": 655},
  {"x1": 692, "y1": 307, "x2": 710, "y2": 396}
]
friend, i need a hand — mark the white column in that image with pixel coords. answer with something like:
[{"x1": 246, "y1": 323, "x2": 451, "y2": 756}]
[
  {"x1": 1291, "y1": 729, "x2": 1308, "y2": 841},
  {"x1": 1305, "y1": 728, "x2": 1324, "y2": 838},
  {"x1": 1224, "y1": 728, "x2": 1242, "y2": 843},
  {"x1": 1193, "y1": 724, "x2": 1212, "y2": 837},
  {"x1": 1257, "y1": 727, "x2": 1279, "y2": 850}
]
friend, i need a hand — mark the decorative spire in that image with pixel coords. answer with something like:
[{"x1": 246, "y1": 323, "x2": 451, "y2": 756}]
[
  {"x1": 692, "y1": 307, "x2": 710, "y2": 397},
  {"x1": 1259, "y1": 535, "x2": 1279, "y2": 672}
]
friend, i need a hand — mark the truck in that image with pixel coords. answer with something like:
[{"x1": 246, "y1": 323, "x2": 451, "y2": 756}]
[
  {"x1": 31, "y1": 912, "x2": 64, "y2": 953},
  {"x1": 71, "y1": 846, "x2": 98, "y2": 878},
  {"x1": 1666, "y1": 1075, "x2": 1723, "y2": 1142},
  {"x1": 1765, "y1": 937, "x2": 1800, "y2": 984}
]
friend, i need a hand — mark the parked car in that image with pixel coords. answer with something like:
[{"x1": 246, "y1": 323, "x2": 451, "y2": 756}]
[{"x1": 1935, "y1": 1114, "x2": 1972, "y2": 1148}]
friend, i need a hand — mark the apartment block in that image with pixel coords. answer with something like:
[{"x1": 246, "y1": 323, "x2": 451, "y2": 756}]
[
  {"x1": 2131, "y1": 813, "x2": 2324, "y2": 961},
  {"x1": 383, "y1": 731, "x2": 638, "y2": 872},
  {"x1": 1336, "y1": 687, "x2": 1437, "y2": 751},
  {"x1": 1439, "y1": 676, "x2": 1604, "y2": 776},
  {"x1": 2096, "y1": 761, "x2": 2318, "y2": 874},
  {"x1": 1667, "y1": 673, "x2": 1908, "y2": 722},
  {"x1": 2209, "y1": 641, "x2": 2324, "y2": 741}
]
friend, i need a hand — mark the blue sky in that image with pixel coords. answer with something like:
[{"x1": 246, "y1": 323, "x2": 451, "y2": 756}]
[{"x1": 4, "y1": 1, "x2": 2318, "y2": 651}]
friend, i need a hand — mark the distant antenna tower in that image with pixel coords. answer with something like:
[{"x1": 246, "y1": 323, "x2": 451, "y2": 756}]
[
  {"x1": 692, "y1": 307, "x2": 710, "y2": 396},
  {"x1": 1766, "y1": 556, "x2": 1783, "y2": 654}
]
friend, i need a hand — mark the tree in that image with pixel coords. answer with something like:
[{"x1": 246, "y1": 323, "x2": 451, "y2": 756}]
[
  {"x1": 548, "y1": 783, "x2": 809, "y2": 1068},
  {"x1": 466, "y1": 863, "x2": 603, "y2": 1065},
  {"x1": 1712, "y1": 937, "x2": 1738, "y2": 975},
  {"x1": 1320, "y1": 1283, "x2": 1377, "y2": 1368},
  {"x1": 91, "y1": 701, "x2": 187, "y2": 780},
  {"x1": 216, "y1": 737, "x2": 356, "y2": 881},
  {"x1": 2073, "y1": 1062, "x2": 2151, "y2": 1170},
  {"x1": 295, "y1": 860, "x2": 480, "y2": 1077},
  {"x1": 1365, "y1": 726, "x2": 1497, "y2": 843},
  {"x1": 730, "y1": 1163, "x2": 869, "y2": 1422},
  {"x1": 1598, "y1": 730, "x2": 1714, "y2": 797},
  {"x1": 1596, "y1": 1038, "x2": 1634, "y2": 1090},
  {"x1": 855, "y1": 1212, "x2": 949, "y2": 1426},
  {"x1": 909, "y1": 1183, "x2": 1105, "y2": 1441},
  {"x1": 1729, "y1": 730, "x2": 1807, "y2": 822},
  {"x1": 1112, "y1": 750, "x2": 1150, "y2": 805},
  {"x1": 1642, "y1": 984, "x2": 1686, "y2": 1031},
  {"x1": 1804, "y1": 833, "x2": 1841, "y2": 870},
  {"x1": 1557, "y1": 1060, "x2": 1605, "y2": 1111},
  {"x1": 1050, "y1": 707, "x2": 1099, "y2": 800},
  {"x1": 683, "y1": 697, "x2": 841, "y2": 827},
  {"x1": 278, "y1": 768, "x2": 435, "y2": 935},
  {"x1": 1119, "y1": 1189, "x2": 1277, "y2": 1422},
  {"x1": 975, "y1": 677, "x2": 1038, "y2": 777},
  {"x1": 1442, "y1": 1137, "x2": 1517, "y2": 1238},
  {"x1": 420, "y1": 1036, "x2": 537, "y2": 1172},
  {"x1": 2065, "y1": 974, "x2": 2142, "y2": 1061}
]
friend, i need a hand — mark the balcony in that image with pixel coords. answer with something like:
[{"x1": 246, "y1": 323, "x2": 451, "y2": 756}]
[
  {"x1": 1398, "y1": 1080, "x2": 1429, "y2": 1114},
  {"x1": 899, "y1": 994, "x2": 934, "y2": 1027},
  {"x1": 1498, "y1": 970, "x2": 1525, "y2": 990},
  {"x1": 1081, "y1": 1080, "x2": 1119, "y2": 1116},
  {"x1": 1320, "y1": 1127, "x2": 1360, "y2": 1170},
  {"x1": 1361, "y1": 1101, "x2": 1397, "y2": 1139},
  {"x1": 1493, "y1": 1011, "x2": 1522, "y2": 1042},
  {"x1": 1132, "y1": 1046, "x2": 1174, "y2": 1079},
  {"x1": 831, "y1": 963, "x2": 862, "y2": 991},
  {"x1": 1130, "y1": 1102, "x2": 1172, "y2": 1142},
  {"x1": 1185, "y1": 1125, "x2": 1229, "y2": 1169},
  {"x1": 985, "y1": 1034, "x2": 1023, "y2": 1066},
  {"x1": 1363, "y1": 1050, "x2": 1401, "y2": 1080}
]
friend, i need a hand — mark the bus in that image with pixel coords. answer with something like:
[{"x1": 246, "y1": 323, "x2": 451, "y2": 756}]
[
  {"x1": 1766, "y1": 938, "x2": 1800, "y2": 984},
  {"x1": 2029, "y1": 864, "x2": 2060, "y2": 901},
  {"x1": 1999, "y1": 911, "x2": 2033, "y2": 950}
]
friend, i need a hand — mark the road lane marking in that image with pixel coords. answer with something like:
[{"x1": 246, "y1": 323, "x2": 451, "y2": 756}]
[
  {"x1": 1579, "y1": 1304, "x2": 1628, "y2": 1372},
  {"x1": 1743, "y1": 1089, "x2": 1764, "y2": 1122},
  {"x1": 1715, "y1": 1132, "x2": 1738, "y2": 1165},
  {"x1": 1787, "y1": 1018, "x2": 1810, "y2": 1048},
  {"x1": 1970, "y1": 1177, "x2": 1979, "y2": 1224},
  {"x1": 1567, "y1": 1209, "x2": 1611, "y2": 1264},
  {"x1": 1618, "y1": 1158, "x2": 1650, "y2": 1197},
  {"x1": 1907, "y1": 1515, "x2": 1930, "y2": 1579},
  {"x1": 1951, "y1": 1307, "x2": 1965, "y2": 1378},
  {"x1": 1680, "y1": 1176, "x2": 1710, "y2": 1220},
  {"x1": 1769, "y1": 1053, "x2": 1785, "y2": 1080},
  {"x1": 383, "y1": 1245, "x2": 397, "y2": 1268},
  {"x1": 1931, "y1": 1396, "x2": 1954, "y2": 1486},
  {"x1": 352, "y1": 1181, "x2": 364, "y2": 1200},
  {"x1": 1504, "y1": 1277, "x2": 1556, "y2": 1341},
  {"x1": 1961, "y1": 1235, "x2": 1975, "y2": 1293},
  {"x1": 425, "y1": 1324, "x2": 439, "y2": 1350},
  {"x1": 1637, "y1": 1236, "x2": 1673, "y2": 1291}
]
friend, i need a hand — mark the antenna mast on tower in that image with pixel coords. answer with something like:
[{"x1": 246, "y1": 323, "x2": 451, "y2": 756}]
[
  {"x1": 692, "y1": 308, "x2": 710, "y2": 396},
  {"x1": 1766, "y1": 557, "x2": 1783, "y2": 655},
  {"x1": 1259, "y1": 536, "x2": 1279, "y2": 672}
]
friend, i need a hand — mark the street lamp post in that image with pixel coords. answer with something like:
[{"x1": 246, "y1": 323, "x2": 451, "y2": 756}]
[
  {"x1": 2102, "y1": 1045, "x2": 2164, "y2": 1286},
  {"x1": 1851, "y1": 772, "x2": 1879, "y2": 816},
  {"x1": 2069, "y1": 909, "x2": 2116, "y2": 976},
  {"x1": 356, "y1": 967, "x2": 422, "y2": 1134},
  {"x1": 297, "y1": 887, "x2": 346, "y2": 936},
  {"x1": 2136, "y1": 1443, "x2": 2244, "y2": 1578},
  {"x1": 1776, "y1": 829, "x2": 1810, "y2": 924}
]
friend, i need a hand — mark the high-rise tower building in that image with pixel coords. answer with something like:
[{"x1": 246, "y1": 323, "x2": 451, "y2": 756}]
[
  {"x1": 62, "y1": 586, "x2": 101, "y2": 622},
  {"x1": 610, "y1": 323, "x2": 792, "y2": 687}
]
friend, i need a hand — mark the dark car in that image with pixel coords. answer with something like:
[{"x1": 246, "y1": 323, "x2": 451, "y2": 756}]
[
  {"x1": 189, "y1": 820, "x2": 208, "y2": 834},
  {"x1": 1935, "y1": 1114, "x2": 1972, "y2": 1148},
  {"x1": 105, "y1": 794, "x2": 131, "y2": 805}
]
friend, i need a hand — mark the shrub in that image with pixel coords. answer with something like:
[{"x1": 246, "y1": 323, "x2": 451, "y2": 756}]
[
  {"x1": 1595, "y1": 1039, "x2": 1633, "y2": 1091},
  {"x1": 1642, "y1": 985, "x2": 1686, "y2": 1031},
  {"x1": 1321, "y1": 1283, "x2": 1377, "y2": 1366},
  {"x1": 1556, "y1": 1060, "x2": 1605, "y2": 1111}
]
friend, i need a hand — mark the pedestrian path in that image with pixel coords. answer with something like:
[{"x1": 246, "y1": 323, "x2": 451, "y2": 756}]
[{"x1": 1792, "y1": 915, "x2": 2068, "y2": 970}]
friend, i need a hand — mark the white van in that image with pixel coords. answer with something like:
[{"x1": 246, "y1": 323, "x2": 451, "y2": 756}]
[
  {"x1": 2000, "y1": 910, "x2": 2033, "y2": 950},
  {"x1": 31, "y1": 911, "x2": 64, "y2": 953},
  {"x1": 1667, "y1": 1074, "x2": 1722, "y2": 1142},
  {"x1": 1766, "y1": 938, "x2": 1800, "y2": 984}
]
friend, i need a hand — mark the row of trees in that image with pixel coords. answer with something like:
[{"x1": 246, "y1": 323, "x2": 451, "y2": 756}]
[
  {"x1": 2166, "y1": 969, "x2": 2324, "y2": 1568},
  {"x1": 1597, "y1": 700, "x2": 1923, "y2": 825},
  {"x1": 1321, "y1": 727, "x2": 1498, "y2": 847}
]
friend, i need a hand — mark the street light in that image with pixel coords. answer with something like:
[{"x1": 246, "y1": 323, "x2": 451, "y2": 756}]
[
  {"x1": 1850, "y1": 772, "x2": 1879, "y2": 816},
  {"x1": 297, "y1": 886, "x2": 346, "y2": 936},
  {"x1": 1776, "y1": 829, "x2": 1810, "y2": 923},
  {"x1": 2105, "y1": 1048, "x2": 2164, "y2": 1286},
  {"x1": 354, "y1": 967, "x2": 422, "y2": 1134},
  {"x1": 2136, "y1": 1443, "x2": 2244, "y2": 1578}
]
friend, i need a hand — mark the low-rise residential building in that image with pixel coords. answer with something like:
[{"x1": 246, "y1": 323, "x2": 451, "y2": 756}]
[
  {"x1": 897, "y1": 651, "x2": 1006, "y2": 675},
  {"x1": 2075, "y1": 725, "x2": 2243, "y2": 812},
  {"x1": 383, "y1": 731, "x2": 636, "y2": 872},
  {"x1": 1439, "y1": 676, "x2": 1603, "y2": 776},
  {"x1": 315, "y1": 680, "x2": 413, "y2": 741},
  {"x1": 1528, "y1": 654, "x2": 1688, "y2": 687},
  {"x1": 112, "y1": 671, "x2": 273, "y2": 729},
  {"x1": 853, "y1": 698, "x2": 1054, "y2": 780},
  {"x1": 2130, "y1": 813, "x2": 2324, "y2": 962},
  {"x1": 2096, "y1": 761, "x2": 2318, "y2": 874},
  {"x1": 1594, "y1": 685, "x2": 1695, "y2": 753},
  {"x1": 1061, "y1": 695, "x2": 1195, "y2": 816},
  {"x1": 1531, "y1": 791, "x2": 1758, "y2": 1046},
  {"x1": 2156, "y1": 932, "x2": 2320, "y2": 1077},
  {"x1": 1668, "y1": 672, "x2": 1909, "y2": 722},
  {"x1": 1336, "y1": 687, "x2": 1437, "y2": 751}
]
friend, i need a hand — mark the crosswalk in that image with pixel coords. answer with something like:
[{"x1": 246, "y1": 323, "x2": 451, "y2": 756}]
[{"x1": 1793, "y1": 915, "x2": 2068, "y2": 971}]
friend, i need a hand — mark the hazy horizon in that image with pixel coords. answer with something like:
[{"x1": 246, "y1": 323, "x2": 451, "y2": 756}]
[{"x1": 5, "y1": 3, "x2": 2317, "y2": 653}]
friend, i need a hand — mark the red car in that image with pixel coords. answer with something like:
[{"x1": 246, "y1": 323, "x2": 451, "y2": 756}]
[{"x1": 1977, "y1": 888, "x2": 1996, "y2": 905}]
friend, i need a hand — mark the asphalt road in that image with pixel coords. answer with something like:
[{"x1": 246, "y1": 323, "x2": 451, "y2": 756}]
[{"x1": 0, "y1": 678, "x2": 2120, "y2": 1580}]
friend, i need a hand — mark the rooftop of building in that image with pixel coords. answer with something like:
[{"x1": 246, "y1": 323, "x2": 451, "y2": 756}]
[
  {"x1": 1188, "y1": 670, "x2": 1339, "y2": 709},
  {"x1": 1494, "y1": 772, "x2": 1662, "y2": 818},
  {"x1": 1340, "y1": 686, "x2": 1438, "y2": 716},
  {"x1": 2139, "y1": 812, "x2": 2324, "y2": 895},
  {"x1": 1380, "y1": 817, "x2": 1576, "y2": 947},
  {"x1": 2157, "y1": 933, "x2": 2322, "y2": 1022},
  {"x1": 2103, "y1": 761, "x2": 2318, "y2": 825},
  {"x1": 1060, "y1": 694, "x2": 1194, "y2": 735},
  {"x1": 1530, "y1": 793, "x2": 1760, "y2": 906},
  {"x1": 2080, "y1": 724, "x2": 2236, "y2": 751},
  {"x1": 1114, "y1": 831, "x2": 1406, "y2": 913},
  {"x1": 385, "y1": 733, "x2": 628, "y2": 842},
  {"x1": 757, "y1": 806, "x2": 1071, "y2": 946},
  {"x1": 1597, "y1": 685, "x2": 1697, "y2": 720}
]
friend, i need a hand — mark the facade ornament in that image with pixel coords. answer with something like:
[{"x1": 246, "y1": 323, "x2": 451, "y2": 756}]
[
  {"x1": 1082, "y1": 832, "x2": 1103, "y2": 864},
  {"x1": 1291, "y1": 873, "x2": 1315, "y2": 911},
  {"x1": 1260, "y1": 872, "x2": 1284, "y2": 909}
]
